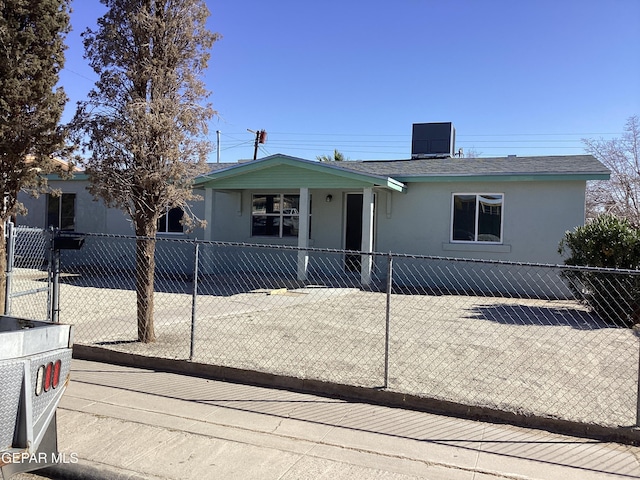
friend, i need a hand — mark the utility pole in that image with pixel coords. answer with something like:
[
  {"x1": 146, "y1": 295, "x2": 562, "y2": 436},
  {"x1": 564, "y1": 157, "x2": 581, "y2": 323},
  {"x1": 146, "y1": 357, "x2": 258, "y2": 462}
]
[
  {"x1": 216, "y1": 130, "x2": 221, "y2": 163},
  {"x1": 247, "y1": 129, "x2": 267, "y2": 160}
]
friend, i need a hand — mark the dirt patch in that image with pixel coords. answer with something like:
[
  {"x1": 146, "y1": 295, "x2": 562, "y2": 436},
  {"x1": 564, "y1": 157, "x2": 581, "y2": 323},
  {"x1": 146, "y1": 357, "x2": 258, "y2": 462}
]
[{"x1": 9, "y1": 276, "x2": 639, "y2": 428}]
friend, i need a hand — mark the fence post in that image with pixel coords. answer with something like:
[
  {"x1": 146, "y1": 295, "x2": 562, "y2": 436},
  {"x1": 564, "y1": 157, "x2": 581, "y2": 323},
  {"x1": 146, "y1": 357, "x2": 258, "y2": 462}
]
[
  {"x1": 637, "y1": 345, "x2": 640, "y2": 426},
  {"x1": 50, "y1": 234, "x2": 61, "y2": 323},
  {"x1": 5, "y1": 221, "x2": 14, "y2": 315},
  {"x1": 383, "y1": 251, "x2": 393, "y2": 388},
  {"x1": 635, "y1": 326, "x2": 640, "y2": 426},
  {"x1": 189, "y1": 242, "x2": 200, "y2": 361},
  {"x1": 46, "y1": 228, "x2": 53, "y2": 322}
]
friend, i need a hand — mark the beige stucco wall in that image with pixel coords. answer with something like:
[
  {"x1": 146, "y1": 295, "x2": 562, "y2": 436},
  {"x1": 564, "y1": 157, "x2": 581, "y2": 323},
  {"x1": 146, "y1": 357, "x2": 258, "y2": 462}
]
[
  {"x1": 17, "y1": 177, "x2": 586, "y2": 265},
  {"x1": 374, "y1": 180, "x2": 586, "y2": 264},
  {"x1": 208, "y1": 188, "x2": 358, "y2": 250},
  {"x1": 17, "y1": 178, "x2": 114, "y2": 233},
  {"x1": 207, "y1": 180, "x2": 586, "y2": 265},
  {"x1": 18, "y1": 179, "x2": 206, "y2": 239}
]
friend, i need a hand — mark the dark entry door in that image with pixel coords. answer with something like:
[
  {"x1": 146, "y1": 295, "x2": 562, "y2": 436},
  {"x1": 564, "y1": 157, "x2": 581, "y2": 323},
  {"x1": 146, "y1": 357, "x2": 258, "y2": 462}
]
[{"x1": 344, "y1": 193, "x2": 363, "y2": 271}]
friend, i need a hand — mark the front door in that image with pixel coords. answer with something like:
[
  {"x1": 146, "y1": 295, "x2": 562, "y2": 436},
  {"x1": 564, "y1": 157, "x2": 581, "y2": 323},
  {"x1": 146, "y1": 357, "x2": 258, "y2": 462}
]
[{"x1": 344, "y1": 193, "x2": 363, "y2": 271}]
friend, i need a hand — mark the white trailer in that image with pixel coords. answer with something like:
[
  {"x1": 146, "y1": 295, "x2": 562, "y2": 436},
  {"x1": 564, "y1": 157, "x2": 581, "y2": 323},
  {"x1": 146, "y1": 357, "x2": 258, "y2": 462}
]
[{"x1": 0, "y1": 316, "x2": 73, "y2": 479}]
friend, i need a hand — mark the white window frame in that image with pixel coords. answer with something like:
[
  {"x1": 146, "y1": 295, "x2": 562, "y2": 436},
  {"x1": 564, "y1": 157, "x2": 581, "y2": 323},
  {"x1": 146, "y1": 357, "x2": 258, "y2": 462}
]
[
  {"x1": 450, "y1": 193, "x2": 504, "y2": 244},
  {"x1": 251, "y1": 193, "x2": 305, "y2": 238},
  {"x1": 47, "y1": 193, "x2": 76, "y2": 230},
  {"x1": 158, "y1": 206, "x2": 184, "y2": 234}
]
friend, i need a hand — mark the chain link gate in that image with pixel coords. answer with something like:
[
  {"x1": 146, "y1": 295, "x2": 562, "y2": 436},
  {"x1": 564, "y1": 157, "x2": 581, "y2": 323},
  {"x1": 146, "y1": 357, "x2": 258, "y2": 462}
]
[
  {"x1": 4, "y1": 222, "x2": 51, "y2": 321},
  {"x1": 5, "y1": 223, "x2": 85, "y2": 322}
]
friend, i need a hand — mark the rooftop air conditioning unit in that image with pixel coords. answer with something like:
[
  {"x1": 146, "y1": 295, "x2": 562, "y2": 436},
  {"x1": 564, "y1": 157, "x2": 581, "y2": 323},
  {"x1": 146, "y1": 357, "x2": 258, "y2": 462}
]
[{"x1": 411, "y1": 122, "x2": 456, "y2": 159}]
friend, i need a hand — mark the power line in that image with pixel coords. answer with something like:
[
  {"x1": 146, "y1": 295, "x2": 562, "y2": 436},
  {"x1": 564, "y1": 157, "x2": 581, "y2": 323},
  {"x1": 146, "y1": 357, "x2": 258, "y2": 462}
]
[
  {"x1": 214, "y1": 128, "x2": 613, "y2": 161},
  {"x1": 218, "y1": 145, "x2": 587, "y2": 156},
  {"x1": 61, "y1": 67, "x2": 96, "y2": 83},
  {"x1": 215, "y1": 132, "x2": 613, "y2": 154},
  {"x1": 220, "y1": 140, "x2": 253, "y2": 152},
  {"x1": 221, "y1": 131, "x2": 621, "y2": 138}
]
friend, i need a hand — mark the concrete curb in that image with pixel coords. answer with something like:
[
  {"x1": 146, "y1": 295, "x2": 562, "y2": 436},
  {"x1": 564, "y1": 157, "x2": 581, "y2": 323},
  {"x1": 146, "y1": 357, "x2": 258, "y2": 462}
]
[
  {"x1": 37, "y1": 461, "x2": 155, "y2": 480},
  {"x1": 72, "y1": 344, "x2": 640, "y2": 446}
]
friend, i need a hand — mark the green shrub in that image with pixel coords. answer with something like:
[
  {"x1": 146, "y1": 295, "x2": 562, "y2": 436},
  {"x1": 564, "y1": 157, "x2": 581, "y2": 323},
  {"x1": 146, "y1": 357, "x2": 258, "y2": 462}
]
[{"x1": 558, "y1": 214, "x2": 640, "y2": 327}]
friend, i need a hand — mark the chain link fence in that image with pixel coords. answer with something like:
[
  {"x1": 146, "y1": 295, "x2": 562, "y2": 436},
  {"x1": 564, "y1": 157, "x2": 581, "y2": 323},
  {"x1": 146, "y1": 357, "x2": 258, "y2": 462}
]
[{"x1": 7, "y1": 228, "x2": 640, "y2": 431}]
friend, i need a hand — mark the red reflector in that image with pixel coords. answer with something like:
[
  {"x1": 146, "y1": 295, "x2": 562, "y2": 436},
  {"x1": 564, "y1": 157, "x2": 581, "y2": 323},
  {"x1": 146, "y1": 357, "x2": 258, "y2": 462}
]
[
  {"x1": 52, "y1": 360, "x2": 62, "y2": 389},
  {"x1": 44, "y1": 363, "x2": 53, "y2": 392}
]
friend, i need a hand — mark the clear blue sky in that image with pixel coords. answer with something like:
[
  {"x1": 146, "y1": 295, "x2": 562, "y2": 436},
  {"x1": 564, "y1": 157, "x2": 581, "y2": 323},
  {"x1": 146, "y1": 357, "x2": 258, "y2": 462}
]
[{"x1": 59, "y1": 0, "x2": 640, "y2": 162}]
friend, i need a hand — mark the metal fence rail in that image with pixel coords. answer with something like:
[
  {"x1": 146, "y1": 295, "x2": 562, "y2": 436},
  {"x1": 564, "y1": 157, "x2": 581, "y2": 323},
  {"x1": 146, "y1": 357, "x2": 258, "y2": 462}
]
[{"x1": 8, "y1": 231, "x2": 640, "y2": 431}]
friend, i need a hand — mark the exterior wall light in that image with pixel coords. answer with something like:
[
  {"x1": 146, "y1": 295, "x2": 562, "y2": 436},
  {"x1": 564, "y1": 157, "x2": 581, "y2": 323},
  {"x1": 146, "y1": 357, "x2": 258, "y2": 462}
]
[{"x1": 326, "y1": 194, "x2": 333, "y2": 202}]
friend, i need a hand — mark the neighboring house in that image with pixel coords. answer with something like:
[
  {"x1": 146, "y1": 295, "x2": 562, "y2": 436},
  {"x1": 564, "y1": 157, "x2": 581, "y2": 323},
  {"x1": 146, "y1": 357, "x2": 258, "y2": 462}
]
[{"x1": 16, "y1": 123, "x2": 610, "y2": 287}]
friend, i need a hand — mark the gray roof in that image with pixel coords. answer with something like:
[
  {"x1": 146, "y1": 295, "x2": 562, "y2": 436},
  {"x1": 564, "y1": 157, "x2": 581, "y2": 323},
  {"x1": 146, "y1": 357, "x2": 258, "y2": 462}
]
[
  {"x1": 205, "y1": 162, "x2": 235, "y2": 172},
  {"x1": 324, "y1": 155, "x2": 610, "y2": 179},
  {"x1": 202, "y1": 154, "x2": 610, "y2": 186}
]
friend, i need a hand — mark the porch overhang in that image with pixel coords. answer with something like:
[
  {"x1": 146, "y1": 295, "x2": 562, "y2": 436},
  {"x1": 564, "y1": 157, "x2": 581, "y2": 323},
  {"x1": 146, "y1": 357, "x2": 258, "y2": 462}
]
[{"x1": 194, "y1": 154, "x2": 406, "y2": 193}]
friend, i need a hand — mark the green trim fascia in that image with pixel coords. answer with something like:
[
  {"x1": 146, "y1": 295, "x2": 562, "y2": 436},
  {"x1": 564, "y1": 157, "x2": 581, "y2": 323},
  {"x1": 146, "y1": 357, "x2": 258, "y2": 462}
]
[
  {"x1": 194, "y1": 156, "x2": 337, "y2": 185},
  {"x1": 204, "y1": 165, "x2": 373, "y2": 189},
  {"x1": 394, "y1": 173, "x2": 610, "y2": 183},
  {"x1": 44, "y1": 173, "x2": 90, "y2": 181},
  {"x1": 386, "y1": 177, "x2": 406, "y2": 192}
]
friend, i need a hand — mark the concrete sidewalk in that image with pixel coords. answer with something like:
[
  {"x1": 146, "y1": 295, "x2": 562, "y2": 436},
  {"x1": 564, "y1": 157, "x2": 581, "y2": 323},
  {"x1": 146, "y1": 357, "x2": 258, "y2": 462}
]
[{"x1": 37, "y1": 359, "x2": 640, "y2": 480}]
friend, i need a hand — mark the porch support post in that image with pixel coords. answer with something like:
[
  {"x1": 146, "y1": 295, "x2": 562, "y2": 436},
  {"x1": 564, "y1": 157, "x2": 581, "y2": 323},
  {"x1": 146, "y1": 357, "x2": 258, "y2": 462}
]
[
  {"x1": 297, "y1": 187, "x2": 310, "y2": 281},
  {"x1": 361, "y1": 187, "x2": 374, "y2": 285},
  {"x1": 204, "y1": 188, "x2": 214, "y2": 241}
]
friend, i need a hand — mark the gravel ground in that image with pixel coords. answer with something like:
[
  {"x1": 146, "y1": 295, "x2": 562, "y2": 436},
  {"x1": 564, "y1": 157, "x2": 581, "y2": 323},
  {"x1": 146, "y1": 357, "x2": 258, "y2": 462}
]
[{"x1": 9, "y1": 270, "x2": 640, "y2": 429}]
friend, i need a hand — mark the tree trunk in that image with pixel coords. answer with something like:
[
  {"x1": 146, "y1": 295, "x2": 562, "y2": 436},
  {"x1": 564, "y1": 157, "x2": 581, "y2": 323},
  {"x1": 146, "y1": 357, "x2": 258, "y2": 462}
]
[{"x1": 135, "y1": 235, "x2": 156, "y2": 343}]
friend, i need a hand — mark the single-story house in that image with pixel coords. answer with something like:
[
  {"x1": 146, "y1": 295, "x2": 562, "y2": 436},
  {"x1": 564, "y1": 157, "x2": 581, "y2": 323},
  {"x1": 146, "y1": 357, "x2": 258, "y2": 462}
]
[{"x1": 17, "y1": 123, "x2": 610, "y2": 288}]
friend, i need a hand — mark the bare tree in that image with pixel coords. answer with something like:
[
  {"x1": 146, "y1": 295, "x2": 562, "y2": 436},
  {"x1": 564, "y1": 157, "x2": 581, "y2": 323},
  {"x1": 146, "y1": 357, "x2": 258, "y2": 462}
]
[
  {"x1": 583, "y1": 115, "x2": 640, "y2": 224},
  {"x1": 0, "y1": 0, "x2": 72, "y2": 312},
  {"x1": 464, "y1": 147, "x2": 482, "y2": 158},
  {"x1": 73, "y1": 0, "x2": 219, "y2": 342}
]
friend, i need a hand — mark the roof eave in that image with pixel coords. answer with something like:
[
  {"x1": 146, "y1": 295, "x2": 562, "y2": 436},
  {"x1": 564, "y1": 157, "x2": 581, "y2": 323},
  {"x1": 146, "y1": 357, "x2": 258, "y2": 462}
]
[
  {"x1": 394, "y1": 173, "x2": 611, "y2": 183},
  {"x1": 44, "y1": 173, "x2": 89, "y2": 181}
]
